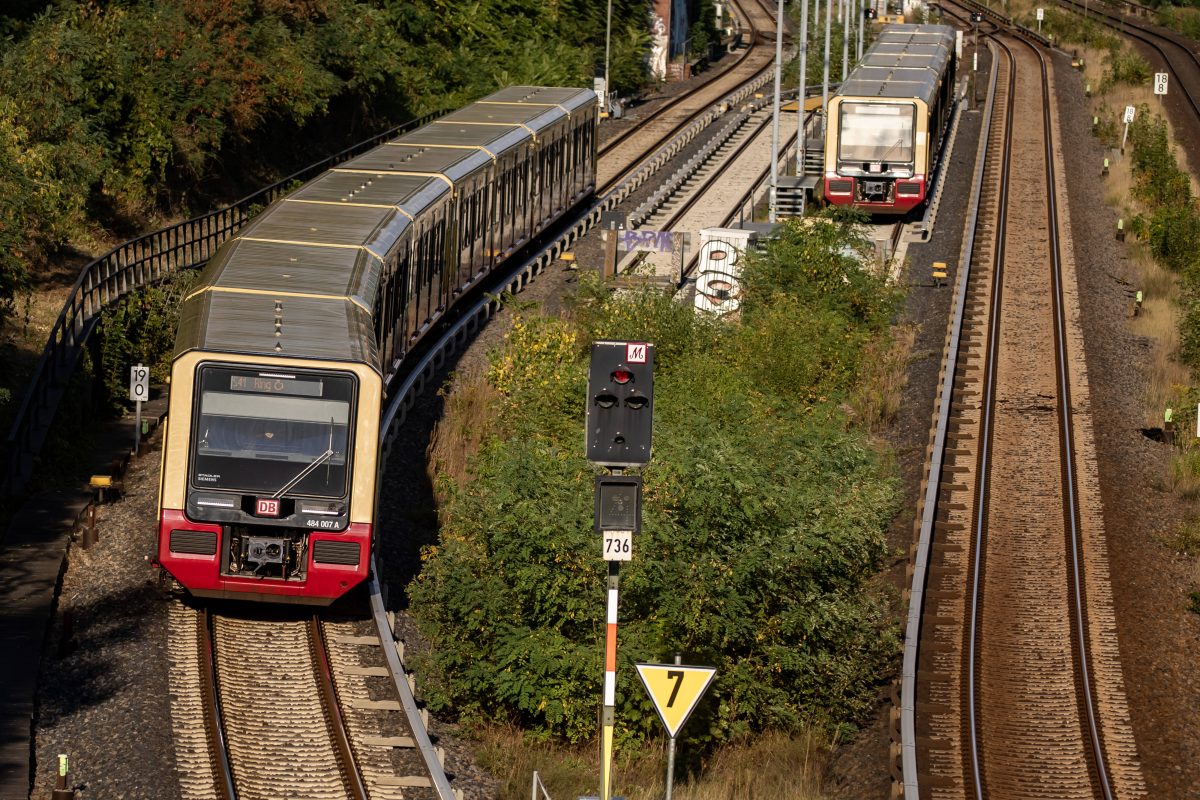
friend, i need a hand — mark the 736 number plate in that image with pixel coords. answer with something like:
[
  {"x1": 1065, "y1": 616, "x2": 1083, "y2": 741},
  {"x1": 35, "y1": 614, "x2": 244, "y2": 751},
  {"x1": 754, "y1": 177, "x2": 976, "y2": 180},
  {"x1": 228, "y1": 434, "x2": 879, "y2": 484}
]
[{"x1": 602, "y1": 530, "x2": 633, "y2": 562}]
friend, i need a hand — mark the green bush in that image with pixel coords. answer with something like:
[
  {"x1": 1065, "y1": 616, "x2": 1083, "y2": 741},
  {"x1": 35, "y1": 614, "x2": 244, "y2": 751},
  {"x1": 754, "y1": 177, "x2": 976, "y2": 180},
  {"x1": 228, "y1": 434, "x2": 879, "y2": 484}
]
[
  {"x1": 1124, "y1": 107, "x2": 1200, "y2": 374},
  {"x1": 98, "y1": 270, "x2": 197, "y2": 413},
  {"x1": 410, "y1": 217, "x2": 901, "y2": 747},
  {"x1": 1102, "y1": 48, "x2": 1150, "y2": 88}
]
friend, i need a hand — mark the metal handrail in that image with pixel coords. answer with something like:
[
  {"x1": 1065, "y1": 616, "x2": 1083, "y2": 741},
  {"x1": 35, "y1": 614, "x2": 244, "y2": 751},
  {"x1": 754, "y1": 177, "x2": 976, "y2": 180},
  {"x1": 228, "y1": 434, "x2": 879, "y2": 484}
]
[{"x1": 2, "y1": 110, "x2": 445, "y2": 500}]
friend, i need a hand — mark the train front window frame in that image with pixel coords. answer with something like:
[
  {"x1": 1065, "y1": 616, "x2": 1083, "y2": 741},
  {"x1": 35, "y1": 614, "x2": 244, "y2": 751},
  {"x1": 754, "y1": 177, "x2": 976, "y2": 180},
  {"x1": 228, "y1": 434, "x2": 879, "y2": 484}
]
[
  {"x1": 838, "y1": 102, "x2": 916, "y2": 167},
  {"x1": 189, "y1": 364, "x2": 357, "y2": 500}
]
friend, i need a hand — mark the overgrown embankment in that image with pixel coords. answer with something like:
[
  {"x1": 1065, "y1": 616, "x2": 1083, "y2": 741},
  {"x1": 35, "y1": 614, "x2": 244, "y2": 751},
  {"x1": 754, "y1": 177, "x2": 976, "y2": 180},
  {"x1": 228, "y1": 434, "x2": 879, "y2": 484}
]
[{"x1": 411, "y1": 212, "x2": 906, "y2": 796}]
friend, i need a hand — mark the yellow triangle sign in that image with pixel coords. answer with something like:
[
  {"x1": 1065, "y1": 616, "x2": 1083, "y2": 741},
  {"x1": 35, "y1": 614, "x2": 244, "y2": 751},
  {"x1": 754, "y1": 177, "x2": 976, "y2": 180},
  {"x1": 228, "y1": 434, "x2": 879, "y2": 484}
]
[{"x1": 635, "y1": 663, "x2": 716, "y2": 738}]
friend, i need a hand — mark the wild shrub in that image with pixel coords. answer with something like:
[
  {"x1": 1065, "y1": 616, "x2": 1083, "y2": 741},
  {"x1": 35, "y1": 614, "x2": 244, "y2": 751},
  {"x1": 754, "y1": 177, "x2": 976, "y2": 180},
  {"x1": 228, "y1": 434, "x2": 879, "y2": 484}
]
[
  {"x1": 1123, "y1": 108, "x2": 1200, "y2": 376},
  {"x1": 1148, "y1": 205, "x2": 1200, "y2": 274},
  {"x1": 97, "y1": 269, "x2": 197, "y2": 413},
  {"x1": 738, "y1": 210, "x2": 900, "y2": 331},
  {"x1": 411, "y1": 218, "x2": 902, "y2": 747},
  {"x1": 1102, "y1": 48, "x2": 1150, "y2": 88}
]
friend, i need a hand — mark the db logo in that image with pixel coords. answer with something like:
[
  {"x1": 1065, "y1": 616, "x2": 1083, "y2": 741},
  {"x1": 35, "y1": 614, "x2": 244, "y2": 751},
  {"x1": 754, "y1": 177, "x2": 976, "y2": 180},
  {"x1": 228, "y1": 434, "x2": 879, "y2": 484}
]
[{"x1": 255, "y1": 498, "x2": 280, "y2": 517}]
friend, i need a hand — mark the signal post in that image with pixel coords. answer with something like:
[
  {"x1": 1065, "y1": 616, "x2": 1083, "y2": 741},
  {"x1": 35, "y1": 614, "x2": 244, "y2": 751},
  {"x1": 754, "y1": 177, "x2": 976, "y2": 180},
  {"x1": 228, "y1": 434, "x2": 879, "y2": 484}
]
[{"x1": 585, "y1": 341, "x2": 654, "y2": 800}]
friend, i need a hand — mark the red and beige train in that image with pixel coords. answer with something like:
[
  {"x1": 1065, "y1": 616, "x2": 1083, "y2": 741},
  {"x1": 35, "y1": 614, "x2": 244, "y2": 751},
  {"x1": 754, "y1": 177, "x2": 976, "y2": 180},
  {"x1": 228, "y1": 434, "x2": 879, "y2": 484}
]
[
  {"x1": 155, "y1": 86, "x2": 598, "y2": 604},
  {"x1": 823, "y1": 23, "x2": 959, "y2": 214}
]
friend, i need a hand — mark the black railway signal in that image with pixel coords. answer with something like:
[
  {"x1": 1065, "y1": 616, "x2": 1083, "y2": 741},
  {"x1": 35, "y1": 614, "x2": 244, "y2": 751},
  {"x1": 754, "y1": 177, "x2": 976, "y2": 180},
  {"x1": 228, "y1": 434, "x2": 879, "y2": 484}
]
[
  {"x1": 864, "y1": 7, "x2": 878, "y2": 19},
  {"x1": 586, "y1": 341, "x2": 654, "y2": 467}
]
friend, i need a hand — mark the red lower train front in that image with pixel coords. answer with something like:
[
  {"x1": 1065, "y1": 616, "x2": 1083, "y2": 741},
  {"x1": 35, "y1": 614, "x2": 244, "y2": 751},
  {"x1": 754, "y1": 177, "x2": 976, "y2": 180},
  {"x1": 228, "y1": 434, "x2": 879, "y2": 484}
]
[
  {"x1": 156, "y1": 361, "x2": 379, "y2": 605},
  {"x1": 823, "y1": 174, "x2": 927, "y2": 214},
  {"x1": 158, "y1": 509, "x2": 370, "y2": 604}
]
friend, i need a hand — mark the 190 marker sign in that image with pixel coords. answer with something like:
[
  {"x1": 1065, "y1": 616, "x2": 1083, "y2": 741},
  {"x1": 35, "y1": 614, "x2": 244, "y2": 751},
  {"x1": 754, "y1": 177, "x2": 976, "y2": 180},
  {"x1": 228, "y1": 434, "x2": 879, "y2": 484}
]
[
  {"x1": 129, "y1": 364, "x2": 149, "y2": 402},
  {"x1": 603, "y1": 530, "x2": 633, "y2": 561}
]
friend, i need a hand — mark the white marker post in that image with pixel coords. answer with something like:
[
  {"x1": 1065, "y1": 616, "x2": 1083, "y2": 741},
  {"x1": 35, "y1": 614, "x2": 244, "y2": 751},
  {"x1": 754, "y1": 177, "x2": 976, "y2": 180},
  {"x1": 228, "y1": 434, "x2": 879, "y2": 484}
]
[
  {"x1": 1036, "y1": 7, "x2": 1044, "y2": 33},
  {"x1": 1154, "y1": 72, "x2": 1169, "y2": 103},
  {"x1": 129, "y1": 363, "x2": 149, "y2": 453},
  {"x1": 1121, "y1": 105, "x2": 1135, "y2": 154}
]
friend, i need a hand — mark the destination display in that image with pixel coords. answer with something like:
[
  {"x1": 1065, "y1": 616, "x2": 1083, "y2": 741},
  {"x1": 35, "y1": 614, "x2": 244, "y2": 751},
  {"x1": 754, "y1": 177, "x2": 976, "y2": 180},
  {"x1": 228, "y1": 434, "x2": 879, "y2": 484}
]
[{"x1": 229, "y1": 374, "x2": 323, "y2": 397}]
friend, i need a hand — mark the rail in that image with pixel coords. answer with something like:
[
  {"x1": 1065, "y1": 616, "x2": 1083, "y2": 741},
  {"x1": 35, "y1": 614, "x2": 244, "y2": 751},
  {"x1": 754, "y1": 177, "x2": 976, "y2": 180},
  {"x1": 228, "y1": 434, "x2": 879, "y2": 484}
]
[
  {"x1": 2, "y1": 109, "x2": 445, "y2": 501},
  {"x1": 898, "y1": 36, "x2": 998, "y2": 800},
  {"x1": 199, "y1": 610, "x2": 237, "y2": 800}
]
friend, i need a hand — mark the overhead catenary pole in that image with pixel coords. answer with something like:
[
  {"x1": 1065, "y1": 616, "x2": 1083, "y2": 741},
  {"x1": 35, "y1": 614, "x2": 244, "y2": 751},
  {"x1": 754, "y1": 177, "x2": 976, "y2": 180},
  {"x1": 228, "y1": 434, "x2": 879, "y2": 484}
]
[
  {"x1": 769, "y1": 0, "x2": 785, "y2": 223},
  {"x1": 797, "y1": 0, "x2": 810, "y2": 176},
  {"x1": 822, "y1": 0, "x2": 832, "y2": 135},
  {"x1": 603, "y1": 0, "x2": 613, "y2": 113},
  {"x1": 842, "y1": 0, "x2": 850, "y2": 80},
  {"x1": 857, "y1": 0, "x2": 864, "y2": 60}
]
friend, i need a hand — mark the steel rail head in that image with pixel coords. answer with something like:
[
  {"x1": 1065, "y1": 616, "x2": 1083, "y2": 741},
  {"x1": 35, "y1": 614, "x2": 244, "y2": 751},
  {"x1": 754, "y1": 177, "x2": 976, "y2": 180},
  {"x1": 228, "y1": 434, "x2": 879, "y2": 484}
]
[
  {"x1": 900, "y1": 35, "x2": 1000, "y2": 800},
  {"x1": 199, "y1": 610, "x2": 238, "y2": 800},
  {"x1": 308, "y1": 617, "x2": 369, "y2": 800},
  {"x1": 1031, "y1": 39, "x2": 1114, "y2": 800},
  {"x1": 367, "y1": 558, "x2": 457, "y2": 800}
]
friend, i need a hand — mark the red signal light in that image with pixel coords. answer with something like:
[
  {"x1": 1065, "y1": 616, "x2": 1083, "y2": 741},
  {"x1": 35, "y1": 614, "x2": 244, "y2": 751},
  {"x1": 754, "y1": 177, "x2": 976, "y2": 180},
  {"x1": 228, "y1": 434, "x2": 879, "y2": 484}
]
[{"x1": 612, "y1": 369, "x2": 632, "y2": 384}]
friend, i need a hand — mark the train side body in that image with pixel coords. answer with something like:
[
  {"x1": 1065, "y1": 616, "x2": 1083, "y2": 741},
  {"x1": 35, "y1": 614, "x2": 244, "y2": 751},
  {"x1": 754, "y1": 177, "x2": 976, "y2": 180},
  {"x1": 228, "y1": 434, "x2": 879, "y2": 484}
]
[
  {"x1": 823, "y1": 24, "x2": 958, "y2": 214},
  {"x1": 156, "y1": 86, "x2": 598, "y2": 604}
]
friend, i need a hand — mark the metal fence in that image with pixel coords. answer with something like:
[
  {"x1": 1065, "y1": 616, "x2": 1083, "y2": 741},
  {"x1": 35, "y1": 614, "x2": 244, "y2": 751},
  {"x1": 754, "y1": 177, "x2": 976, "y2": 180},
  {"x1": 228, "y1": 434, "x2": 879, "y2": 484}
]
[{"x1": 2, "y1": 110, "x2": 444, "y2": 500}]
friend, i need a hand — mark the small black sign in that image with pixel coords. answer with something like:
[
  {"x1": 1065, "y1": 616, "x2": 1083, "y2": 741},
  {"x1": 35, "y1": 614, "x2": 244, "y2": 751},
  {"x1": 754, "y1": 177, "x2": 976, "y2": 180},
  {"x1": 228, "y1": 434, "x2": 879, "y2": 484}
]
[{"x1": 595, "y1": 475, "x2": 642, "y2": 534}]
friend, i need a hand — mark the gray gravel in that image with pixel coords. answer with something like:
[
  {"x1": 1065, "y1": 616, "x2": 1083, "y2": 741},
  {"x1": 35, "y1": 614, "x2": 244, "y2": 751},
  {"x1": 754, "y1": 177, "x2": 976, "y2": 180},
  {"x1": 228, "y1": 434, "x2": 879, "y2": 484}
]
[{"x1": 31, "y1": 438, "x2": 177, "y2": 800}]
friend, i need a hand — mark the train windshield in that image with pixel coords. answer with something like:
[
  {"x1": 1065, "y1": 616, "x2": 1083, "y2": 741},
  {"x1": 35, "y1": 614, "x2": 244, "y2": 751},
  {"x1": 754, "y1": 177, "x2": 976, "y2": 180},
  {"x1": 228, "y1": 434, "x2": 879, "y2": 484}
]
[
  {"x1": 190, "y1": 365, "x2": 355, "y2": 499},
  {"x1": 838, "y1": 102, "x2": 915, "y2": 164}
]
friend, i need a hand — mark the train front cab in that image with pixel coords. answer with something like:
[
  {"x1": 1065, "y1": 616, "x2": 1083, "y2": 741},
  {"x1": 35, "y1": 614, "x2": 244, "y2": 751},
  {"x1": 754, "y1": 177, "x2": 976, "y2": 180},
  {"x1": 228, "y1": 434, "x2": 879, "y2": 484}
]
[
  {"x1": 823, "y1": 97, "x2": 931, "y2": 214},
  {"x1": 157, "y1": 352, "x2": 382, "y2": 604}
]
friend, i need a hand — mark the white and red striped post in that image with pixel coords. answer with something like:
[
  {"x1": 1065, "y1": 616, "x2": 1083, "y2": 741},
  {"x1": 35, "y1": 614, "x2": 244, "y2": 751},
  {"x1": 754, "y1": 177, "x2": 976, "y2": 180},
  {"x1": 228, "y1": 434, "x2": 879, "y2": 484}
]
[{"x1": 600, "y1": 560, "x2": 620, "y2": 800}]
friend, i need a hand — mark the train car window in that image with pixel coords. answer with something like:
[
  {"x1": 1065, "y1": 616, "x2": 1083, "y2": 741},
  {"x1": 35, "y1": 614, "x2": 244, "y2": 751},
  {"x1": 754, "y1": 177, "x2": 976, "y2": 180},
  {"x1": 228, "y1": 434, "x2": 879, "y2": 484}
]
[
  {"x1": 190, "y1": 365, "x2": 356, "y2": 499},
  {"x1": 393, "y1": 248, "x2": 410, "y2": 357},
  {"x1": 498, "y1": 162, "x2": 511, "y2": 251},
  {"x1": 434, "y1": 213, "x2": 448, "y2": 311},
  {"x1": 404, "y1": 247, "x2": 419, "y2": 345},
  {"x1": 417, "y1": 220, "x2": 432, "y2": 326},
  {"x1": 838, "y1": 102, "x2": 916, "y2": 165}
]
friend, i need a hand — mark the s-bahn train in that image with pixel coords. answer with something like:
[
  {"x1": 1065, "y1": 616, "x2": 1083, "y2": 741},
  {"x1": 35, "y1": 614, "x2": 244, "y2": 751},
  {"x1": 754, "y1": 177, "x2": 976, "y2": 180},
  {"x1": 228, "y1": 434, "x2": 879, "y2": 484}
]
[
  {"x1": 155, "y1": 86, "x2": 598, "y2": 604},
  {"x1": 823, "y1": 24, "x2": 958, "y2": 214}
]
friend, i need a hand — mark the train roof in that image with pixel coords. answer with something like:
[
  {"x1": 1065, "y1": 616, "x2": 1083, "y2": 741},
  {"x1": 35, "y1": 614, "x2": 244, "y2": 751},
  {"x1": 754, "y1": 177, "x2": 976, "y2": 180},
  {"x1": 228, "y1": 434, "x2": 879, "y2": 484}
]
[
  {"x1": 478, "y1": 85, "x2": 597, "y2": 115},
  {"x1": 361, "y1": 144, "x2": 494, "y2": 184},
  {"x1": 836, "y1": 24, "x2": 955, "y2": 104},
  {"x1": 174, "y1": 85, "x2": 597, "y2": 370},
  {"x1": 175, "y1": 292, "x2": 379, "y2": 365},
  {"x1": 436, "y1": 104, "x2": 565, "y2": 140},
  {"x1": 393, "y1": 121, "x2": 531, "y2": 159}
]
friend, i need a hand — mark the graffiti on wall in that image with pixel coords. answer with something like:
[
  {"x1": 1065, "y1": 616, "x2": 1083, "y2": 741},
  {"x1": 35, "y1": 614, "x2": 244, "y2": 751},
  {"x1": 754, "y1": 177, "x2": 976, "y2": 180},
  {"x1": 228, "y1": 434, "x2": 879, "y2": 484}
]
[{"x1": 649, "y1": 0, "x2": 670, "y2": 79}]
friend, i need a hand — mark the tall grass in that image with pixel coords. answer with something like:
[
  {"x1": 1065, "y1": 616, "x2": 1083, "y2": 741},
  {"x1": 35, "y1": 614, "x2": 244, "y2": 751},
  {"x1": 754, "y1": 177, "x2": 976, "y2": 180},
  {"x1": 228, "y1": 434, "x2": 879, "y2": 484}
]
[
  {"x1": 426, "y1": 369, "x2": 500, "y2": 505},
  {"x1": 475, "y1": 724, "x2": 830, "y2": 800},
  {"x1": 849, "y1": 323, "x2": 918, "y2": 433}
]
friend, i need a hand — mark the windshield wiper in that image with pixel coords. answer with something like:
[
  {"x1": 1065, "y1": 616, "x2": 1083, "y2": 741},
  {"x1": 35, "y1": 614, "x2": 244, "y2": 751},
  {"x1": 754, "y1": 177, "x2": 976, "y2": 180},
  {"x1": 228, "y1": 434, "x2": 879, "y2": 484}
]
[
  {"x1": 874, "y1": 137, "x2": 905, "y2": 165},
  {"x1": 270, "y1": 419, "x2": 336, "y2": 500}
]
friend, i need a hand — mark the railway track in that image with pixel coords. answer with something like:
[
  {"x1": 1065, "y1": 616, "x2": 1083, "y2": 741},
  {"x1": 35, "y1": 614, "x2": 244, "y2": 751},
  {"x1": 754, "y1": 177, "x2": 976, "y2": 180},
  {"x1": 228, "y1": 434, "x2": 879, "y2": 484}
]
[
  {"x1": 171, "y1": 598, "x2": 448, "y2": 800},
  {"x1": 896, "y1": 8, "x2": 1146, "y2": 799},
  {"x1": 597, "y1": 0, "x2": 786, "y2": 191},
  {"x1": 1057, "y1": 0, "x2": 1200, "y2": 127},
  {"x1": 155, "y1": 4, "x2": 796, "y2": 798}
]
